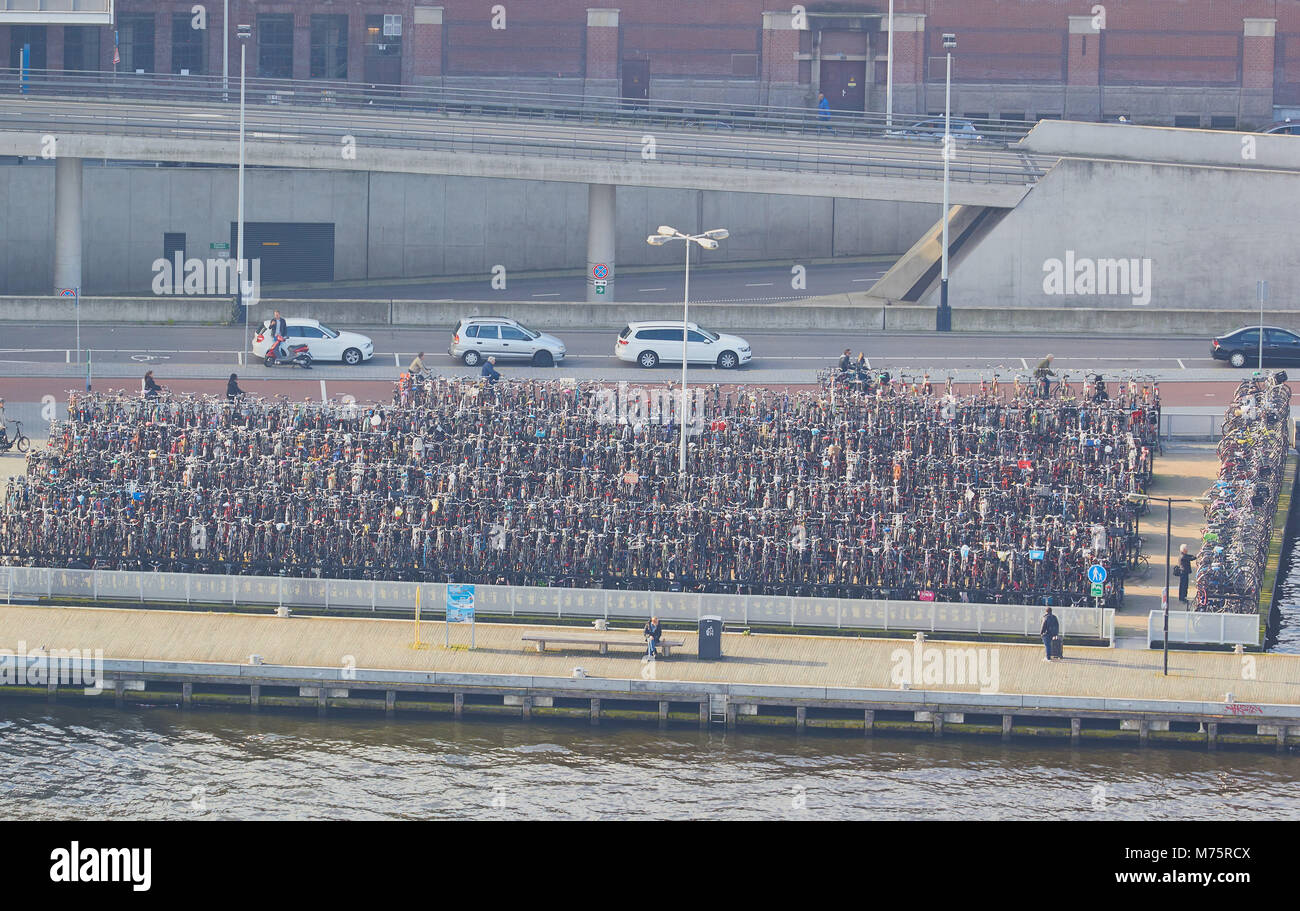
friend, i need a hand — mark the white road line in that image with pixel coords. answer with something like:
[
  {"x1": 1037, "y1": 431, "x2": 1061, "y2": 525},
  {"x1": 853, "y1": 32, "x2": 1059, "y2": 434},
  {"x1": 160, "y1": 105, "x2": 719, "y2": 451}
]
[
  {"x1": 865, "y1": 357, "x2": 871, "y2": 368},
  {"x1": 531, "y1": 293, "x2": 561, "y2": 297},
  {"x1": 1177, "y1": 359, "x2": 1186, "y2": 369},
  {"x1": 319, "y1": 379, "x2": 328, "y2": 401},
  {"x1": 393, "y1": 352, "x2": 400, "y2": 367},
  {"x1": 1021, "y1": 358, "x2": 1029, "y2": 369},
  {"x1": 745, "y1": 282, "x2": 775, "y2": 287},
  {"x1": 638, "y1": 287, "x2": 668, "y2": 292},
  {"x1": 851, "y1": 278, "x2": 874, "y2": 283}
]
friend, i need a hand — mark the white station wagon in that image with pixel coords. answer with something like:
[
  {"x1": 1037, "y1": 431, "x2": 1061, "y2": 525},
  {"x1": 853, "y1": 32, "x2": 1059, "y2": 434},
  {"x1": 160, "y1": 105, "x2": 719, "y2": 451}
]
[{"x1": 615, "y1": 320, "x2": 752, "y2": 369}]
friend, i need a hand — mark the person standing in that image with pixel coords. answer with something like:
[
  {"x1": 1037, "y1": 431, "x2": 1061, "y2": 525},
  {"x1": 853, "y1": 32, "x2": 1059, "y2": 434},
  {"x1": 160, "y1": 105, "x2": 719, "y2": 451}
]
[
  {"x1": 269, "y1": 309, "x2": 288, "y2": 361},
  {"x1": 1176, "y1": 543, "x2": 1194, "y2": 606},
  {"x1": 643, "y1": 615, "x2": 663, "y2": 661},
  {"x1": 1040, "y1": 606, "x2": 1060, "y2": 661}
]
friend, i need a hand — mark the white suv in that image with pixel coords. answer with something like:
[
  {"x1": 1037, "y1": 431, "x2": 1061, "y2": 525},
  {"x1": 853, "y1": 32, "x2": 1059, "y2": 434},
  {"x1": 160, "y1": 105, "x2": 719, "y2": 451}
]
[{"x1": 615, "y1": 321, "x2": 752, "y2": 369}]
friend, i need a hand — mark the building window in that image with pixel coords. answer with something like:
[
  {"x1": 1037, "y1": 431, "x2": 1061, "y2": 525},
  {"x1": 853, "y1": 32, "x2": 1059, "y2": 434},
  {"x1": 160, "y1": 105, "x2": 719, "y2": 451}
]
[
  {"x1": 1173, "y1": 114, "x2": 1201, "y2": 128},
  {"x1": 64, "y1": 26, "x2": 101, "y2": 73},
  {"x1": 118, "y1": 14, "x2": 155, "y2": 73},
  {"x1": 311, "y1": 14, "x2": 348, "y2": 79},
  {"x1": 172, "y1": 13, "x2": 205, "y2": 74},
  {"x1": 8, "y1": 25, "x2": 48, "y2": 71},
  {"x1": 365, "y1": 14, "x2": 402, "y2": 57},
  {"x1": 1209, "y1": 115, "x2": 1237, "y2": 130},
  {"x1": 257, "y1": 14, "x2": 294, "y2": 79}
]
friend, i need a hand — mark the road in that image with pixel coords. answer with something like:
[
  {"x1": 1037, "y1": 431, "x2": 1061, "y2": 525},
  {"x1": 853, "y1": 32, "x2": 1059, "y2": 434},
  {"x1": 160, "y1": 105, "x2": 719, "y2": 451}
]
[{"x1": 270, "y1": 260, "x2": 895, "y2": 303}]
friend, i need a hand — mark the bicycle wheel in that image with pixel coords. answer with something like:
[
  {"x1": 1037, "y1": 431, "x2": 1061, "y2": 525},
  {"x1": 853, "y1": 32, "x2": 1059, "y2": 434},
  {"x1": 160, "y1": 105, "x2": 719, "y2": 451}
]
[{"x1": 16, "y1": 436, "x2": 28, "y2": 453}]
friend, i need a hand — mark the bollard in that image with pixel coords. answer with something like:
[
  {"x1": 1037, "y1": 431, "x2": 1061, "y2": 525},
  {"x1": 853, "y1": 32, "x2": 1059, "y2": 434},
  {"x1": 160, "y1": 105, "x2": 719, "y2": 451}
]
[{"x1": 589, "y1": 698, "x2": 601, "y2": 726}]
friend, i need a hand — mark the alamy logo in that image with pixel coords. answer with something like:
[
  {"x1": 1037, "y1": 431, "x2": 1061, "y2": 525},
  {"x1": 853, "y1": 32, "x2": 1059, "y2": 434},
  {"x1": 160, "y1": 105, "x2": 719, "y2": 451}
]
[
  {"x1": 1042, "y1": 251, "x2": 1151, "y2": 306},
  {"x1": 594, "y1": 382, "x2": 707, "y2": 432},
  {"x1": 0, "y1": 641, "x2": 104, "y2": 695},
  {"x1": 890, "y1": 639, "x2": 1000, "y2": 694},
  {"x1": 151, "y1": 254, "x2": 261, "y2": 305},
  {"x1": 49, "y1": 842, "x2": 151, "y2": 891}
]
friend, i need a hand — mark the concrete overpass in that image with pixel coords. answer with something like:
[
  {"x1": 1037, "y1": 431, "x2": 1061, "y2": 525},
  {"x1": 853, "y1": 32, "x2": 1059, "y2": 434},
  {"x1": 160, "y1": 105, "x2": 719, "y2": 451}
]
[{"x1": 0, "y1": 95, "x2": 1049, "y2": 299}]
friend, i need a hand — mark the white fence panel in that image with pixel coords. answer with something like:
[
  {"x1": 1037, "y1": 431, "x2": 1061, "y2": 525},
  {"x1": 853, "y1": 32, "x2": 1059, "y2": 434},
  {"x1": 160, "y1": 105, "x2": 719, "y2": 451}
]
[{"x1": 1148, "y1": 610, "x2": 1259, "y2": 647}]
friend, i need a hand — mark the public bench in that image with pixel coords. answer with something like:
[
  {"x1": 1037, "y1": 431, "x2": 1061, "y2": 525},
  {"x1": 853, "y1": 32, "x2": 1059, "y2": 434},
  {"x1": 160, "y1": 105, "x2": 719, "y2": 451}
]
[{"x1": 520, "y1": 633, "x2": 684, "y2": 658}]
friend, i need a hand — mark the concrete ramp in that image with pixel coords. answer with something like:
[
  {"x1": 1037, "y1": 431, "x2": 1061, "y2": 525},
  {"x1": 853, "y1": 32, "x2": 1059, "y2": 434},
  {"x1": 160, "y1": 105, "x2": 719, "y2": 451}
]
[{"x1": 866, "y1": 205, "x2": 1006, "y2": 302}]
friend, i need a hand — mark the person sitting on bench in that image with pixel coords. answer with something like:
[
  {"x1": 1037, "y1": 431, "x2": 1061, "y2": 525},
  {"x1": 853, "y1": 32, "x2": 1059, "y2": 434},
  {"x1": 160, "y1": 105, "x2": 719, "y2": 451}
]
[{"x1": 643, "y1": 616, "x2": 663, "y2": 661}]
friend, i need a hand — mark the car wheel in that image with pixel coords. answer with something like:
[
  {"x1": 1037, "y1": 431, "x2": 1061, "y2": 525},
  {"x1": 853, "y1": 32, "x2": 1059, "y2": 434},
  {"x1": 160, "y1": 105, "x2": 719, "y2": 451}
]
[
  {"x1": 462, "y1": 350, "x2": 482, "y2": 367},
  {"x1": 717, "y1": 350, "x2": 739, "y2": 370},
  {"x1": 343, "y1": 347, "x2": 363, "y2": 366},
  {"x1": 638, "y1": 350, "x2": 660, "y2": 369},
  {"x1": 532, "y1": 350, "x2": 554, "y2": 367},
  {"x1": 1229, "y1": 351, "x2": 1247, "y2": 368}
]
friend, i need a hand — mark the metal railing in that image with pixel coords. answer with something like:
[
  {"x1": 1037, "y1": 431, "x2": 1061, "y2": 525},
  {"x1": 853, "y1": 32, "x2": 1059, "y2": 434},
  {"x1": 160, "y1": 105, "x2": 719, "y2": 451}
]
[
  {"x1": 1146, "y1": 610, "x2": 1259, "y2": 647},
  {"x1": 1, "y1": 566, "x2": 1114, "y2": 642}
]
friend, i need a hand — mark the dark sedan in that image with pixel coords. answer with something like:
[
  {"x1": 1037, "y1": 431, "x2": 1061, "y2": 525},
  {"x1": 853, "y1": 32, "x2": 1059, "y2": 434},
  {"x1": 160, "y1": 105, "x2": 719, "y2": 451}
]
[{"x1": 1211, "y1": 326, "x2": 1300, "y2": 368}]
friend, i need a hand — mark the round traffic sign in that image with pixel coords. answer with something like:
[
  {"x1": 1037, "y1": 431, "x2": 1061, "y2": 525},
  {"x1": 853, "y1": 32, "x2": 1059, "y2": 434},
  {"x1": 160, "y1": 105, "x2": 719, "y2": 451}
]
[
  {"x1": 592, "y1": 263, "x2": 608, "y2": 280},
  {"x1": 1087, "y1": 564, "x2": 1107, "y2": 584}
]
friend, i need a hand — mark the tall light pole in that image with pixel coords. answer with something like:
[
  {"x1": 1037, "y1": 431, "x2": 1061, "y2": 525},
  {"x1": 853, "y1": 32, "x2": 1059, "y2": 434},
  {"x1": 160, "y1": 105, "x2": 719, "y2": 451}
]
[
  {"x1": 237, "y1": 23, "x2": 251, "y2": 356},
  {"x1": 937, "y1": 32, "x2": 956, "y2": 332},
  {"x1": 885, "y1": 0, "x2": 894, "y2": 127},
  {"x1": 646, "y1": 225, "x2": 729, "y2": 487},
  {"x1": 1128, "y1": 493, "x2": 1210, "y2": 676},
  {"x1": 223, "y1": 0, "x2": 230, "y2": 102}
]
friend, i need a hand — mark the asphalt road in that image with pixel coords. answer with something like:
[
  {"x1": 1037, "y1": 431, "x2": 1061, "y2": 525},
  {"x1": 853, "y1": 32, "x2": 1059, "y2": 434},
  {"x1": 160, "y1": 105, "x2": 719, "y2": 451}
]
[{"x1": 271, "y1": 260, "x2": 895, "y2": 303}]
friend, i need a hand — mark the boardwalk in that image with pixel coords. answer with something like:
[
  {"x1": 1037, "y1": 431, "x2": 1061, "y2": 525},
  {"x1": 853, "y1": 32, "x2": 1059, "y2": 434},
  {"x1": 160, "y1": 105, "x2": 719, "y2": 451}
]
[{"x1": 2, "y1": 603, "x2": 1297, "y2": 707}]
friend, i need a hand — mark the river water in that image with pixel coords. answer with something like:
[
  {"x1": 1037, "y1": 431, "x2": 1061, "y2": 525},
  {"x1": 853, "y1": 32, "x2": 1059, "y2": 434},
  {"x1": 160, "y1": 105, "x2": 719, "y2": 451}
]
[{"x1": 1, "y1": 702, "x2": 1295, "y2": 820}]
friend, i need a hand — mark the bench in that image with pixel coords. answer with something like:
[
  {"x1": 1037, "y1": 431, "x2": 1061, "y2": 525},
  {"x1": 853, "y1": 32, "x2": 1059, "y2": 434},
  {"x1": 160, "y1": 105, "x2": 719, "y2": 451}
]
[{"x1": 520, "y1": 633, "x2": 684, "y2": 658}]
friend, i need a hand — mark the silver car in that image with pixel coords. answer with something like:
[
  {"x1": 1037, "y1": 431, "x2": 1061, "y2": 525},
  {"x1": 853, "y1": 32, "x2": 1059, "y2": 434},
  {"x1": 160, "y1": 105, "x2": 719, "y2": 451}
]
[{"x1": 448, "y1": 316, "x2": 567, "y2": 367}]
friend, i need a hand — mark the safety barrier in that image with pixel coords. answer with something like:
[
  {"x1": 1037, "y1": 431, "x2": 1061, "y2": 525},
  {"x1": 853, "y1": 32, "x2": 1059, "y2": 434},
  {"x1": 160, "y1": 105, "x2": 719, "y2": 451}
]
[{"x1": 1146, "y1": 609, "x2": 1259, "y2": 647}]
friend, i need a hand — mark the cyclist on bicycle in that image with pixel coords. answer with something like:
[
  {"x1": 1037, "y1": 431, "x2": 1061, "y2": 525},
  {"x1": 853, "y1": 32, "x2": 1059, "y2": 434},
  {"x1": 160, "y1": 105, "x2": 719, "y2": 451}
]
[
  {"x1": 408, "y1": 352, "x2": 427, "y2": 375},
  {"x1": 837, "y1": 348, "x2": 852, "y2": 373},
  {"x1": 1033, "y1": 354, "x2": 1056, "y2": 398}
]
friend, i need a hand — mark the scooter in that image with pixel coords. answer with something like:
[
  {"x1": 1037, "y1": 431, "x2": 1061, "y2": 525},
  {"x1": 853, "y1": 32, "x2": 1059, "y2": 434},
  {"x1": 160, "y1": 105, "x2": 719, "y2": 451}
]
[{"x1": 262, "y1": 334, "x2": 313, "y2": 369}]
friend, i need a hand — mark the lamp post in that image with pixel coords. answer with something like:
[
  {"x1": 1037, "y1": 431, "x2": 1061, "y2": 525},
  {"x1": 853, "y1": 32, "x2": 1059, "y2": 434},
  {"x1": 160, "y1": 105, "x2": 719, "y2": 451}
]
[
  {"x1": 937, "y1": 32, "x2": 956, "y2": 332},
  {"x1": 223, "y1": 0, "x2": 229, "y2": 102},
  {"x1": 236, "y1": 23, "x2": 251, "y2": 358},
  {"x1": 646, "y1": 225, "x2": 729, "y2": 487},
  {"x1": 1128, "y1": 493, "x2": 1211, "y2": 675},
  {"x1": 885, "y1": 0, "x2": 894, "y2": 128}
]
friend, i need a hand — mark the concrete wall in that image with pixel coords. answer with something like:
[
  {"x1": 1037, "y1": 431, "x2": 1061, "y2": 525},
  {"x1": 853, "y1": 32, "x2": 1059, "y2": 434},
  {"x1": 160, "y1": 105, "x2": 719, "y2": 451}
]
[
  {"x1": 921, "y1": 156, "x2": 1300, "y2": 310},
  {"x1": 1020, "y1": 119, "x2": 1300, "y2": 171},
  {"x1": 0, "y1": 164, "x2": 937, "y2": 295}
]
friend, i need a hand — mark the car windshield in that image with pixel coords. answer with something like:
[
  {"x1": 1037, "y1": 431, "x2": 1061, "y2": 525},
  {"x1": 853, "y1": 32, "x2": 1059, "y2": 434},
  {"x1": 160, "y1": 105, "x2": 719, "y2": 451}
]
[
  {"x1": 517, "y1": 324, "x2": 540, "y2": 340},
  {"x1": 700, "y1": 328, "x2": 720, "y2": 341},
  {"x1": 317, "y1": 324, "x2": 340, "y2": 339}
]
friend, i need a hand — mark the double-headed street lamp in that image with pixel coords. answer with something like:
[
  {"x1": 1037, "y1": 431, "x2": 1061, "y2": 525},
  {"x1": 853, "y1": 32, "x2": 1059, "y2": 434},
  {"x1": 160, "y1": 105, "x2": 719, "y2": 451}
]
[
  {"x1": 646, "y1": 225, "x2": 729, "y2": 487},
  {"x1": 937, "y1": 32, "x2": 956, "y2": 332},
  {"x1": 1127, "y1": 493, "x2": 1211, "y2": 676}
]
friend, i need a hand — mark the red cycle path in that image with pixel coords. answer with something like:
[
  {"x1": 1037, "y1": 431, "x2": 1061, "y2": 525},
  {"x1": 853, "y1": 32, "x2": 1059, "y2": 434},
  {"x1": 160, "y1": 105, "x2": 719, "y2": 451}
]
[{"x1": 0, "y1": 376, "x2": 1258, "y2": 407}]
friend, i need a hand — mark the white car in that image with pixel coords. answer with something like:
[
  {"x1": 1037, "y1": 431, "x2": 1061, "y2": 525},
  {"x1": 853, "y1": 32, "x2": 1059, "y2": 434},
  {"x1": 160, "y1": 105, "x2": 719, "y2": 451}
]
[
  {"x1": 615, "y1": 320, "x2": 752, "y2": 369},
  {"x1": 253, "y1": 318, "x2": 374, "y2": 365}
]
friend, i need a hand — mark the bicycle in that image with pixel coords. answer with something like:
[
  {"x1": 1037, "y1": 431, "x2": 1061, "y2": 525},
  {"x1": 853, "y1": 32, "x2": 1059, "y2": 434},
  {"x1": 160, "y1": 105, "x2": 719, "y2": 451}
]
[{"x1": 0, "y1": 420, "x2": 30, "y2": 454}]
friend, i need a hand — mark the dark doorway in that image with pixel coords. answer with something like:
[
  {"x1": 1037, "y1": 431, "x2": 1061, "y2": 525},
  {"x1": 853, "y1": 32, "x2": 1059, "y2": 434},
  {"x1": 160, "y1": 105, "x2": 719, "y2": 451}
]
[
  {"x1": 163, "y1": 232, "x2": 186, "y2": 264},
  {"x1": 229, "y1": 223, "x2": 335, "y2": 284},
  {"x1": 364, "y1": 14, "x2": 402, "y2": 88},
  {"x1": 821, "y1": 60, "x2": 866, "y2": 112},
  {"x1": 622, "y1": 59, "x2": 649, "y2": 105},
  {"x1": 8, "y1": 26, "x2": 48, "y2": 71}
]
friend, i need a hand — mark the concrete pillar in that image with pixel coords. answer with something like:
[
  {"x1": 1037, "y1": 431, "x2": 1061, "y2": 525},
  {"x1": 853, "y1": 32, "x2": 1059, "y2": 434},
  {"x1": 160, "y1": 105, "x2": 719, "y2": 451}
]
[
  {"x1": 521, "y1": 695, "x2": 532, "y2": 720},
  {"x1": 155, "y1": 11, "x2": 172, "y2": 76},
  {"x1": 53, "y1": 156, "x2": 83, "y2": 294},
  {"x1": 658, "y1": 700, "x2": 669, "y2": 727},
  {"x1": 1278, "y1": 726, "x2": 1287, "y2": 751},
  {"x1": 796, "y1": 706, "x2": 807, "y2": 731},
  {"x1": 932, "y1": 712, "x2": 943, "y2": 737},
  {"x1": 887, "y1": 13, "x2": 926, "y2": 118},
  {"x1": 1071, "y1": 717, "x2": 1082, "y2": 744},
  {"x1": 114, "y1": 678, "x2": 124, "y2": 708},
  {"x1": 699, "y1": 701, "x2": 708, "y2": 728},
  {"x1": 317, "y1": 687, "x2": 327, "y2": 716},
  {"x1": 586, "y1": 184, "x2": 615, "y2": 303},
  {"x1": 584, "y1": 9, "x2": 619, "y2": 99},
  {"x1": 726, "y1": 703, "x2": 737, "y2": 729},
  {"x1": 1138, "y1": 719, "x2": 1150, "y2": 744},
  {"x1": 453, "y1": 692, "x2": 464, "y2": 718},
  {"x1": 385, "y1": 690, "x2": 396, "y2": 717},
  {"x1": 412, "y1": 7, "x2": 445, "y2": 84},
  {"x1": 1207, "y1": 722, "x2": 1218, "y2": 750},
  {"x1": 182, "y1": 682, "x2": 193, "y2": 707},
  {"x1": 864, "y1": 709, "x2": 874, "y2": 734},
  {"x1": 292, "y1": 11, "x2": 311, "y2": 81},
  {"x1": 760, "y1": 11, "x2": 801, "y2": 108},
  {"x1": 250, "y1": 684, "x2": 260, "y2": 710},
  {"x1": 1241, "y1": 19, "x2": 1278, "y2": 128},
  {"x1": 1001, "y1": 714, "x2": 1013, "y2": 740},
  {"x1": 590, "y1": 697, "x2": 601, "y2": 725},
  {"x1": 1065, "y1": 16, "x2": 1102, "y2": 121}
]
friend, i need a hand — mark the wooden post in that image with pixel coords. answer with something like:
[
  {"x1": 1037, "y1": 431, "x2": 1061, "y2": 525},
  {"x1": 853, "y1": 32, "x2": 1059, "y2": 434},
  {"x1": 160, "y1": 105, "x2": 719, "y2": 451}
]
[
  {"x1": 1138, "y1": 719, "x2": 1149, "y2": 744},
  {"x1": 796, "y1": 706, "x2": 807, "y2": 731},
  {"x1": 317, "y1": 687, "x2": 327, "y2": 717},
  {"x1": 114, "y1": 678, "x2": 124, "y2": 708},
  {"x1": 726, "y1": 703, "x2": 737, "y2": 729},
  {"x1": 864, "y1": 709, "x2": 875, "y2": 735},
  {"x1": 453, "y1": 692, "x2": 464, "y2": 719},
  {"x1": 250, "y1": 684, "x2": 260, "y2": 711},
  {"x1": 521, "y1": 695, "x2": 532, "y2": 720},
  {"x1": 1002, "y1": 714, "x2": 1013, "y2": 740},
  {"x1": 384, "y1": 690, "x2": 395, "y2": 717},
  {"x1": 699, "y1": 701, "x2": 708, "y2": 729},
  {"x1": 1278, "y1": 726, "x2": 1287, "y2": 751},
  {"x1": 933, "y1": 712, "x2": 944, "y2": 737},
  {"x1": 1071, "y1": 718, "x2": 1081, "y2": 744},
  {"x1": 1207, "y1": 722, "x2": 1218, "y2": 750},
  {"x1": 658, "y1": 701, "x2": 669, "y2": 728},
  {"x1": 589, "y1": 698, "x2": 600, "y2": 725},
  {"x1": 182, "y1": 682, "x2": 193, "y2": 707}
]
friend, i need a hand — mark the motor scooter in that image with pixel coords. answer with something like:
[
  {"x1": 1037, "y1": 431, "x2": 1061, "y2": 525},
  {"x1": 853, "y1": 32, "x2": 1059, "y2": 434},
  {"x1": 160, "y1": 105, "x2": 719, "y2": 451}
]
[{"x1": 258, "y1": 332, "x2": 313, "y2": 369}]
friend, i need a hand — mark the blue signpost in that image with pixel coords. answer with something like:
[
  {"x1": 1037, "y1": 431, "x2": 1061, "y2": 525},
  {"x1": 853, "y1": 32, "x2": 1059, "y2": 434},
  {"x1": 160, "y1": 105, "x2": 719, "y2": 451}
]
[
  {"x1": 1087, "y1": 564, "x2": 1106, "y2": 604},
  {"x1": 446, "y1": 583, "x2": 476, "y2": 648}
]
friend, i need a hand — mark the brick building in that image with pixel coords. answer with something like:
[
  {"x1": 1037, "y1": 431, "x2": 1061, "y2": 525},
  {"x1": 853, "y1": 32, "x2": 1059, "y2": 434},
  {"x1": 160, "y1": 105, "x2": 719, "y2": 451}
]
[{"x1": 2, "y1": 1, "x2": 1298, "y2": 127}]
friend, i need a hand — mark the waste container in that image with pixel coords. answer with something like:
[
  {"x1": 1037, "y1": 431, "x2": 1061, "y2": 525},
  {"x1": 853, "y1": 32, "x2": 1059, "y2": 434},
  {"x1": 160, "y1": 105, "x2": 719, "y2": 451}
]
[{"x1": 698, "y1": 615, "x2": 723, "y2": 660}]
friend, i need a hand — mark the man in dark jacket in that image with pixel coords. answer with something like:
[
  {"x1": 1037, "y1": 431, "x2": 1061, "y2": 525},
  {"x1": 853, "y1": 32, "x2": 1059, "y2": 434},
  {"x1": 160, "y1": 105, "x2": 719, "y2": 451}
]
[
  {"x1": 1177, "y1": 544, "x2": 1194, "y2": 605},
  {"x1": 226, "y1": 373, "x2": 245, "y2": 401},
  {"x1": 1040, "y1": 606, "x2": 1060, "y2": 661},
  {"x1": 643, "y1": 616, "x2": 663, "y2": 661},
  {"x1": 481, "y1": 356, "x2": 501, "y2": 385},
  {"x1": 268, "y1": 310, "x2": 288, "y2": 360},
  {"x1": 143, "y1": 371, "x2": 164, "y2": 398}
]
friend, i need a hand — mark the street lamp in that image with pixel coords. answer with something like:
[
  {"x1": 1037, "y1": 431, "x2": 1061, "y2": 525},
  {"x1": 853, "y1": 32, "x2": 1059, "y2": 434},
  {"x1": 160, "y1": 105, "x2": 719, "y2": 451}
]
[
  {"x1": 236, "y1": 23, "x2": 251, "y2": 360},
  {"x1": 646, "y1": 225, "x2": 729, "y2": 487},
  {"x1": 937, "y1": 32, "x2": 956, "y2": 332},
  {"x1": 223, "y1": 0, "x2": 229, "y2": 102},
  {"x1": 885, "y1": 0, "x2": 895, "y2": 128},
  {"x1": 1127, "y1": 493, "x2": 1211, "y2": 676}
]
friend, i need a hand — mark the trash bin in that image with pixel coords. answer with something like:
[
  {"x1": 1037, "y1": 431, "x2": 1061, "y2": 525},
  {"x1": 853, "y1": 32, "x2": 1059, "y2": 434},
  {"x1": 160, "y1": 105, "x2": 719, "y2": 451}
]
[{"x1": 698, "y1": 615, "x2": 723, "y2": 660}]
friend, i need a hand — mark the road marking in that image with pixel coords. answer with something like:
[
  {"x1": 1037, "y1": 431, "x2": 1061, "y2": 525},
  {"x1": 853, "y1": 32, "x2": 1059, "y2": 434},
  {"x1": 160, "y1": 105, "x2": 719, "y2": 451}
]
[
  {"x1": 320, "y1": 379, "x2": 328, "y2": 401},
  {"x1": 1177, "y1": 359, "x2": 1186, "y2": 369},
  {"x1": 531, "y1": 293, "x2": 561, "y2": 297},
  {"x1": 1020, "y1": 358, "x2": 1029, "y2": 369},
  {"x1": 745, "y1": 282, "x2": 774, "y2": 287},
  {"x1": 638, "y1": 287, "x2": 668, "y2": 292},
  {"x1": 851, "y1": 279, "x2": 874, "y2": 283}
]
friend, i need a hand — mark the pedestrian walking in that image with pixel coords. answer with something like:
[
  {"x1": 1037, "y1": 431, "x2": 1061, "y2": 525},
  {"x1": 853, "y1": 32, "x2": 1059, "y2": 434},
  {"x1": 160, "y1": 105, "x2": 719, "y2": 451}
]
[
  {"x1": 1176, "y1": 543, "x2": 1194, "y2": 605},
  {"x1": 817, "y1": 92, "x2": 833, "y2": 133},
  {"x1": 1040, "y1": 606, "x2": 1061, "y2": 661}
]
